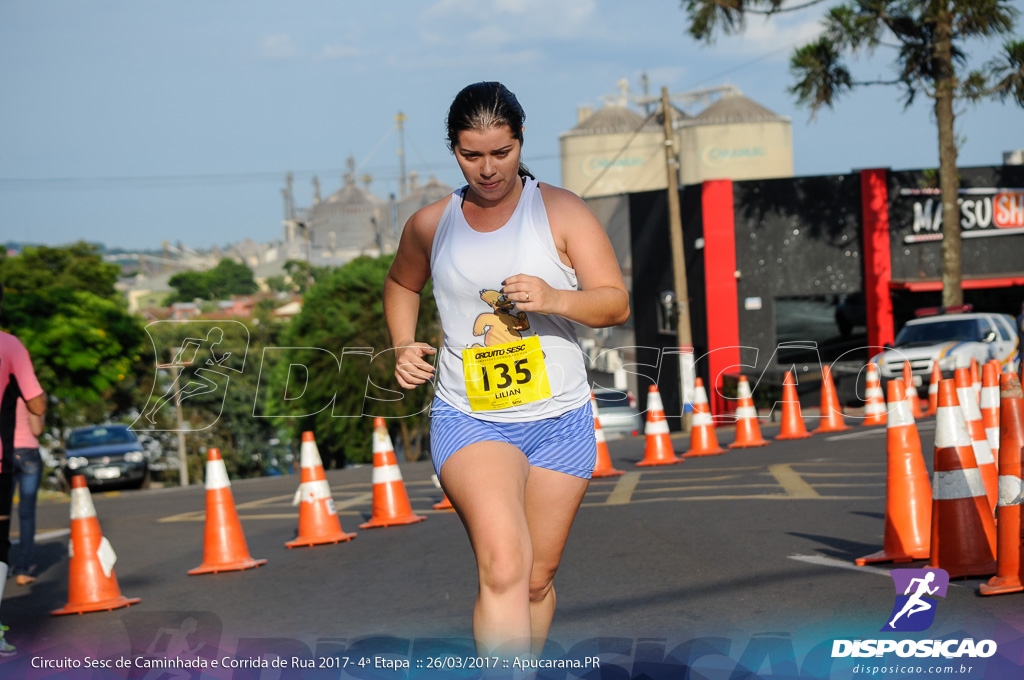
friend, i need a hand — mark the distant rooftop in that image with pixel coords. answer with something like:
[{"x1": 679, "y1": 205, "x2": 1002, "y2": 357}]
[
  {"x1": 563, "y1": 85, "x2": 785, "y2": 137},
  {"x1": 684, "y1": 91, "x2": 789, "y2": 126},
  {"x1": 563, "y1": 106, "x2": 662, "y2": 137}
]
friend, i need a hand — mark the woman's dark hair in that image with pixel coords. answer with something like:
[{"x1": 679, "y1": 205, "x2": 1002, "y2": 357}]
[{"x1": 446, "y1": 81, "x2": 534, "y2": 179}]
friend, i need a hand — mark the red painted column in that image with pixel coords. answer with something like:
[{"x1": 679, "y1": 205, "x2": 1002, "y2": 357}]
[
  {"x1": 860, "y1": 169, "x2": 895, "y2": 349},
  {"x1": 702, "y1": 179, "x2": 741, "y2": 416}
]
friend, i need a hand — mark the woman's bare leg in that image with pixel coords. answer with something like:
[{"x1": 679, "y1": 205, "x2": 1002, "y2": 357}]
[
  {"x1": 524, "y1": 466, "x2": 589, "y2": 655},
  {"x1": 440, "y1": 442, "x2": 533, "y2": 657}
]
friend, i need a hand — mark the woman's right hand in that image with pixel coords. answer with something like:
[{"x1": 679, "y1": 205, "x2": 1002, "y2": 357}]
[{"x1": 394, "y1": 342, "x2": 437, "y2": 389}]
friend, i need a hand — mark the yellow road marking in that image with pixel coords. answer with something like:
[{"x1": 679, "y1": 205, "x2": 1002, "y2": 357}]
[
  {"x1": 155, "y1": 459, "x2": 878, "y2": 522},
  {"x1": 636, "y1": 464, "x2": 767, "y2": 475},
  {"x1": 799, "y1": 472, "x2": 885, "y2": 477},
  {"x1": 768, "y1": 464, "x2": 820, "y2": 498},
  {"x1": 635, "y1": 483, "x2": 780, "y2": 493},
  {"x1": 631, "y1": 473, "x2": 744, "y2": 483},
  {"x1": 158, "y1": 510, "x2": 205, "y2": 523},
  {"x1": 331, "y1": 479, "x2": 436, "y2": 490},
  {"x1": 790, "y1": 461, "x2": 881, "y2": 467},
  {"x1": 236, "y1": 494, "x2": 292, "y2": 509},
  {"x1": 810, "y1": 483, "x2": 887, "y2": 488},
  {"x1": 605, "y1": 472, "x2": 642, "y2": 505},
  {"x1": 334, "y1": 492, "x2": 373, "y2": 509},
  {"x1": 582, "y1": 494, "x2": 877, "y2": 507},
  {"x1": 159, "y1": 491, "x2": 375, "y2": 522}
]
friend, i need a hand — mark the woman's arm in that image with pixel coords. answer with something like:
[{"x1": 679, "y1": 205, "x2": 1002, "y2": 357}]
[
  {"x1": 384, "y1": 201, "x2": 445, "y2": 388},
  {"x1": 500, "y1": 184, "x2": 629, "y2": 328}
]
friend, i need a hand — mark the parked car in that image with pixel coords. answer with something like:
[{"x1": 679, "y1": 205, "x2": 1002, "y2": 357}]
[
  {"x1": 58, "y1": 424, "x2": 150, "y2": 492},
  {"x1": 870, "y1": 311, "x2": 1019, "y2": 385},
  {"x1": 592, "y1": 388, "x2": 642, "y2": 440}
]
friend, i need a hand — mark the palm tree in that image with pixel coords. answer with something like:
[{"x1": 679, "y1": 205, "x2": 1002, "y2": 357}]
[{"x1": 681, "y1": 0, "x2": 1024, "y2": 305}]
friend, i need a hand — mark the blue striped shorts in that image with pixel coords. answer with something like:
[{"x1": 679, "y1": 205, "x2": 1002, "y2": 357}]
[{"x1": 429, "y1": 397, "x2": 597, "y2": 480}]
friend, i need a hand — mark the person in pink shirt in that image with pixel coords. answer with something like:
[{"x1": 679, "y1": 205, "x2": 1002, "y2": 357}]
[
  {"x1": 0, "y1": 282, "x2": 46, "y2": 656},
  {"x1": 12, "y1": 398, "x2": 44, "y2": 586}
]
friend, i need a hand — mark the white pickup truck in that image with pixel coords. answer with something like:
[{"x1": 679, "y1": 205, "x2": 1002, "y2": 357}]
[{"x1": 870, "y1": 312, "x2": 1019, "y2": 385}]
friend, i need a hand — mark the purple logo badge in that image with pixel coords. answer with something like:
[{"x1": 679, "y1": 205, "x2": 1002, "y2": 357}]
[{"x1": 882, "y1": 568, "x2": 949, "y2": 632}]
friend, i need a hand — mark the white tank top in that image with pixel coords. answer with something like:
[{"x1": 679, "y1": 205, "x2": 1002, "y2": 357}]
[{"x1": 429, "y1": 177, "x2": 590, "y2": 422}]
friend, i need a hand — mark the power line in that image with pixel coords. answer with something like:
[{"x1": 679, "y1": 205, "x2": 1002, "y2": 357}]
[
  {"x1": 0, "y1": 163, "x2": 446, "y2": 192},
  {"x1": 578, "y1": 110, "x2": 659, "y2": 199},
  {"x1": 0, "y1": 44, "x2": 792, "y2": 196},
  {"x1": 682, "y1": 43, "x2": 799, "y2": 93}
]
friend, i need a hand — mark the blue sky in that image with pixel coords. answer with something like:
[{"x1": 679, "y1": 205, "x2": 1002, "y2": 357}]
[{"x1": 2, "y1": 1, "x2": 1021, "y2": 251}]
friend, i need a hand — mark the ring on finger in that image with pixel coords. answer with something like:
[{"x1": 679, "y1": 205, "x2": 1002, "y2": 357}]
[{"x1": 525, "y1": 291, "x2": 530, "y2": 302}]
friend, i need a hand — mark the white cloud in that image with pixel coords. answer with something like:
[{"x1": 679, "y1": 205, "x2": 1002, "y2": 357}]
[
  {"x1": 723, "y1": 15, "x2": 823, "y2": 55},
  {"x1": 261, "y1": 33, "x2": 300, "y2": 60},
  {"x1": 318, "y1": 43, "x2": 362, "y2": 60},
  {"x1": 422, "y1": 0, "x2": 597, "y2": 44},
  {"x1": 394, "y1": 47, "x2": 545, "y2": 73}
]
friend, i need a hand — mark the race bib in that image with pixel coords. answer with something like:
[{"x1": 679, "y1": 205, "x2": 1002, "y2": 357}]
[{"x1": 462, "y1": 336, "x2": 551, "y2": 412}]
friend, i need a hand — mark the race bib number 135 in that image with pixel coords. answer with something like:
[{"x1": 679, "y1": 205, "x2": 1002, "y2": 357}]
[{"x1": 462, "y1": 336, "x2": 551, "y2": 412}]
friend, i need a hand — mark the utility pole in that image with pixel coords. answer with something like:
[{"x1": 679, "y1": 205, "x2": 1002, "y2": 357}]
[
  {"x1": 661, "y1": 87, "x2": 694, "y2": 432},
  {"x1": 396, "y1": 111, "x2": 408, "y2": 198},
  {"x1": 165, "y1": 347, "x2": 192, "y2": 487},
  {"x1": 173, "y1": 368, "x2": 188, "y2": 487}
]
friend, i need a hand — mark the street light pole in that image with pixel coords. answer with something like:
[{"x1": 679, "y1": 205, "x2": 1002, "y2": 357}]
[
  {"x1": 165, "y1": 347, "x2": 191, "y2": 487},
  {"x1": 173, "y1": 364, "x2": 188, "y2": 487},
  {"x1": 662, "y1": 86, "x2": 694, "y2": 433}
]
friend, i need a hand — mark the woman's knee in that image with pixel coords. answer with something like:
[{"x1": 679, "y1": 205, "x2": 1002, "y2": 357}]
[
  {"x1": 477, "y1": 544, "x2": 532, "y2": 595},
  {"x1": 529, "y1": 565, "x2": 558, "y2": 603}
]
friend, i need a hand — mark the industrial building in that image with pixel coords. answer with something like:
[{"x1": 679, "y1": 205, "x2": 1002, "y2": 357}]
[{"x1": 560, "y1": 80, "x2": 793, "y2": 199}]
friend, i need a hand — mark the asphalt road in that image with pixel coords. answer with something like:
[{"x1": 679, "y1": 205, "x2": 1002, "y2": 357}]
[{"x1": 4, "y1": 417, "x2": 1024, "y2": 678}]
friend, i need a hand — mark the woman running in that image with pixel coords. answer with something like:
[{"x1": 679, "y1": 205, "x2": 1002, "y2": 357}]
[{"x1": 383, "y1": 81, "x2": 629, "y2": 658}]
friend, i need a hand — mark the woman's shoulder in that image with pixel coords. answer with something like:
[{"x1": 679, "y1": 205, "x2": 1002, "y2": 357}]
[
  {"x1": 536, "y1": 182, "x2": 590, "y2": 216},
  {"x1": 405, "y1": 191, "x2": 458, "y2": 244},
  {"x1": 536, "y1": 182, "x2": 600, "y2": 236}
]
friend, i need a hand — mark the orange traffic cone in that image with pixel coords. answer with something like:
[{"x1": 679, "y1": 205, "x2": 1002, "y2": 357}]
[
  {"x1": 682, "y1": 378, "x2": 726, "y2": 457},
  {"x1": 637, "y1": 384, "x2": 682, "y2": 466},
  {"x1": 775, "y1": 370, "x2": 812, "y2": 440},
  {"x1": 923, "y1": 361, "x2": 941, "y2": 418},
  {"x1": 861, "y1": 363, "x2": 887, "y2": 426},
  {"x1": 286, "y1": 432, "x2": 357, "y2": 548},
  {"x1": 51, "y1": 476, "x2": 141, "y2": 615},
  {"x1": 813, "y1": 365, "x2": 851, "y2": 433},
  {"x1": 980, "y1": 361, "x2": 1000, "y2": 461},
  {"x1": 591, "y1": 392, "x2": 625, "y2": 477},
  {"x1": 360, "y1": 418, "x2": 426, "y2": 528},
  {"x1": 980, "y1": 372, "x2": 1024, "y2": 595},
  {"x1": 928, "y1": 379, "x2": 997, "y2": 579},
  {"x1": 902, "y1": 361, "x2": 924, "y2": 418},
  {"x1": 855, "y1": 379, "x2": 931, "y2": 565},
  {"x1": 954, "y1": 367, "x2": 998, "y2": 512},
  {"x1": 188, "y1": 448, "x2": 267, "y2": 575},
  {"x1": 729, "y1": 375, "x2": 769, "y2": 448},
  {"x1": 971, "y1": 357, "x2": 982, "y2": 404}
]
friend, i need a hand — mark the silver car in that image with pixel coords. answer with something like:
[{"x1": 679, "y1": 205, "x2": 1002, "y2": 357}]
[
  {"x1": 592, "y1": 388, "x2": 642, "y2": 440},
  {"x1": 871, "y1": 312, "x2": 1019, "y2": 382}
]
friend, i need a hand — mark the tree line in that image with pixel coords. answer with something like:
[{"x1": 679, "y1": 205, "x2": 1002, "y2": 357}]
[{"x1": 0, "y1": 243, "x2": 437, "y2": 483}]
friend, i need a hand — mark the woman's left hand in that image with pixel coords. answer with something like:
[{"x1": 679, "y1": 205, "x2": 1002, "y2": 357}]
[{"x1": 500, "y1": 274, "x2": 561, "y2": 316}]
